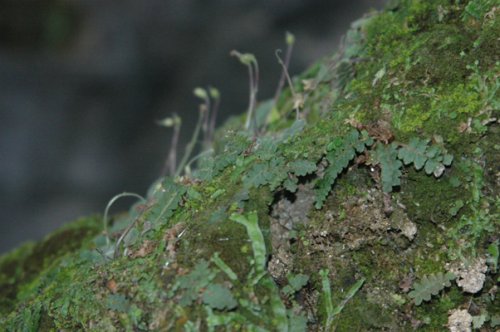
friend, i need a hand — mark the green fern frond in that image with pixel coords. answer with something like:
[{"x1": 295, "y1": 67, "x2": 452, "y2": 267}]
[
  {"x1": 397, "y1": 137, "x2": 453, "y2": 177},
  {"x1": 315, "y1": 129, "x2": 373, "y2": 209},
  {"x1": 373, "y1": 143, "x2": 403, "y2": 193},
  {"x1": 408, "y1": 272, "x2": 456, "y2": 305},
  {"x1": 146, "y1": 178, "x2": 187, "y2": 226}
]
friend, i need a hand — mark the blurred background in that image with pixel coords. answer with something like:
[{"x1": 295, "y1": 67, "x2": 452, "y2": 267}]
[{"x1": 0, "y1": 0, "x2": 386, "y2": 253}]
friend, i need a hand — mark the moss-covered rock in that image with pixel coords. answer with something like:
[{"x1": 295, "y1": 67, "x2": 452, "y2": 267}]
[{"x1": 1, "y1": 0, "x2": 499, "y2": 330}]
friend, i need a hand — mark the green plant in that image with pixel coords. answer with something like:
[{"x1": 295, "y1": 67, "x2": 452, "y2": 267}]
[
  {"x1": 315, "y1": 129, "x2": 374, "y2": 208},
  {"x1": 273, "y1": 32, "x2": 295, "y2": 104},
  {"x1": 371, "y1": 138, "x2": 453, "y2": 193},
  {"x1": 319, "y1": 269, "x2": 365, "y2": 330},
  {"x1": 275, "y1": 48, "x2": 304, "y2": 120},
  {"x1": 231, "y1": 50, "x2": 259, "y2": 132},
  {"x1": 319, "y1": 269, "x2": 334, "y2": 330},
  {"x1": 462, "y1": 0, "x2": 496, "y2": 20},
  {"x1": 193, "y1": 87, "x2": 212, "y2": 149},
  {"x1": 175, "y1": 97, "x2": 206, "y2": 177},
  {"x1": 487, "y1": 241, "x2": 499, "y2": 273},
  {"x1": 208, "y1": 86, "x2": 221, "y2": 144},
  {"x1": 146, "y1": 177, "x2": 186, "y2": 227},
  {"x1": 282, "y1": 273, "x2": 309, "y2": 297},
  {"x1": 230, "y1": 212, "x2": 266, "y2": 283},
  {"x1": 102, "y1": 192, "x2": 145, "y2": 247},
  {"x1": 408, "y1": 272, "x2": 456, "y2": 305},
  {"x1": 157, "y1": 114, "x2": 182, "y2": 176},
  {"x1": 193, "y1": 86, "x2": 221, "y2": 150}
]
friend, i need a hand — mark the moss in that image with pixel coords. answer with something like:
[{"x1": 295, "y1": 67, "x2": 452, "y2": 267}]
[
  {"x1": 2, "y1": 0, "x2": 499, "y2": 330},
  {"x1": 0, "y1": 215, "x2": 101, "y2": 315},
  {"x1": 414, "y1": 285, "x2": 465, "y2": 331},
  {"x1": 334, "y1": 296, "x2": 402, "y2": 331}
]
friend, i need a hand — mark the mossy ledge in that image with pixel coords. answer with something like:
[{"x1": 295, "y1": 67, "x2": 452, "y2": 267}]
[{"x1": 1, "y1": 1, "x2": 498, "y2": 331}]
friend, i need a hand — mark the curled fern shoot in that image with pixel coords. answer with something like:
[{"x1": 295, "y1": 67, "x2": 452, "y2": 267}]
[{"x1": 103, "y1": 192, "x2": 145, "y2": 246}]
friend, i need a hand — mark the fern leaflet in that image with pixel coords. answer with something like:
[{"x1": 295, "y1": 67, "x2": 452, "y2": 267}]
[
  {"x1": 408, "y1": 272, "x2": 456, "y2": 305},
  {"x1": 315, "y1": 129, "x2": 373, "y2": 208},
  {"x1": 397, "y1": 137, "x2": 453, "y2": 177},
  {"x1": 372, "y1": 143, "x2": 403, "y2": 193}
]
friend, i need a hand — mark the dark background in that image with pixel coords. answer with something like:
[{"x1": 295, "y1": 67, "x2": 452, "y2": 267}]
[{"x1": 0, "y1": 0, "x2": 386, "y2": 253}]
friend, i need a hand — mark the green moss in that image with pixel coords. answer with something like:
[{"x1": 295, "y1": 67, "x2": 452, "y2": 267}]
[
  {"x1": 334, "y1": 297, "x2": 401, "y2": 331},
  {"x1": 0, "y1": 215, "x2": 101, "y2": 315},
  {"x1": 415, "y1": 285, "x2": 465, "y2": 331},
  {"x1": 2, "y1": 0, "x2": 499, "y2": 329}
]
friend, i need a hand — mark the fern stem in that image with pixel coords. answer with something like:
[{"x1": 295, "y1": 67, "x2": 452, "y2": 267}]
[
  {"x1": 175, "y1": 106, "x2": 204, "y2": 177},
  {"x1": 103, "y1": 192, "x2": 145, "y2": 246}
]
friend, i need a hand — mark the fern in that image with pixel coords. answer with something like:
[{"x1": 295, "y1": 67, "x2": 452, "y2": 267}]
[
  {"x1": 408, "y1": 272, "x2": 456, "y2": 305},
  {"x1": 255, "y1": 136, "x2": 279, "y2": 161},
  {"x1": 244, "y1": 157, "x2": 293, "y2": 190},
  {"x1": 243, "y1": 162, "x2": 273, "y2": 189},
  {"x1": 243, "y1": 135, "x2": 318, "y2": 191},
  {"x1": 288, "y1": 159, "x2": 317, "y2": 176},
  {"x1": 281, "y1": 159, "x2": 318, "y2": 193},
  {"x1": 372, "y1": 143, "x2": 403, "y2": 193},
  {"x1": 397, "y1": 137, "x2": 453, "y2": 177},
  {"x1": 146, "y1": 178, "x2": 187, "y2": 226},
  {"x1": 283, "y1": 177, "x2": 299, "y2": 193},
  {"x1": 315, "y1": 129, "x2": 373, "y2": 209},
  {"x1": 213, "y1": 133, "x2": 252, "y2": 174},
  {"x1": 370, "y1": 138, "x2": 453, "y2": 193},
  {"x1": 192, "y1": 132, "x2": 253, "y2": 181}
]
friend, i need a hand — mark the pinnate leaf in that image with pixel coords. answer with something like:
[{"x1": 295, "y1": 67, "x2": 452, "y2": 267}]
[
  {"x1": 288, "y1": 160, "x2": 317, "y2": 176},
  {"x1": 408, "y1": 272, "x2": 455, "y2": 305},
  {"x1": 202, "y1": 284, "x2": 238, "y2": 311},
  {"x1": 373, "y1": 143, "x2": 402, "y2": 193},
  {"x1": 315, "y1": 129, "x2": 372, "y2": 208}
]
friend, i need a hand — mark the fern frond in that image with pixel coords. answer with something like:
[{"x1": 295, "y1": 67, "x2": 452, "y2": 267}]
[
  {"x1": 408, "y1": 272, "x2": 456, "y2": 305},
  {"x1": 372, "y1": 143, "x2": 403, "y2": 193},
  {"x1": 315, "y1": 129, "x2": 373, "y2": 208},
  {"x1": 397, "y1": 137, "x2": 453, "y2": 177}
]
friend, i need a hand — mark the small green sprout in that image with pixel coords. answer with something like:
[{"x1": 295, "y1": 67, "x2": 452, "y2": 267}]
[
  {"x1": 193, "y1": 87, "x2": 208, "y2": 100},
  {"x1": 158, "y1": 114, "x2": 181, "y2": 176},
  {"x1": 319, "y1": 269, "x2": 335, "y2": 330},
  {"x1": 175, "y1": 103, "x2": 205, "y2": 177},
  {"x1": 273, "y1": 31, "x2": 296, "y2": 105},
  {"x1": 230, "y1": 211, "x2": 266, "y2": 285},
  {"x1": 193, "y1": 87, "x2": 212, "y2": 149},
  {"x1": 320, "y1": 269, "x2": 365, "y2": 329},
  {"x1": 208, "y1": 86, "x2": 220, "y2": 144},
  {"x1": 230, "y1": 50, "x2": 259, "y2": 133},
  {"x1": 285, "y1": 31, "x2": 295, "y2": 46},
  {"x1": 333, "y1": 277, "x2": 365, "y2": 316},
  {"x1": 193, "y1": 86, "x2": 221, "y2": 150},
  {"x1": 211, "y1": 252, "x2": 238, "y2": 281},
  {"x1": 487, "y1": 241, "x2": 499, "y2": 273},
  {"x1": 275, "y1": 48, "x2": 304, "y2": 120}
]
